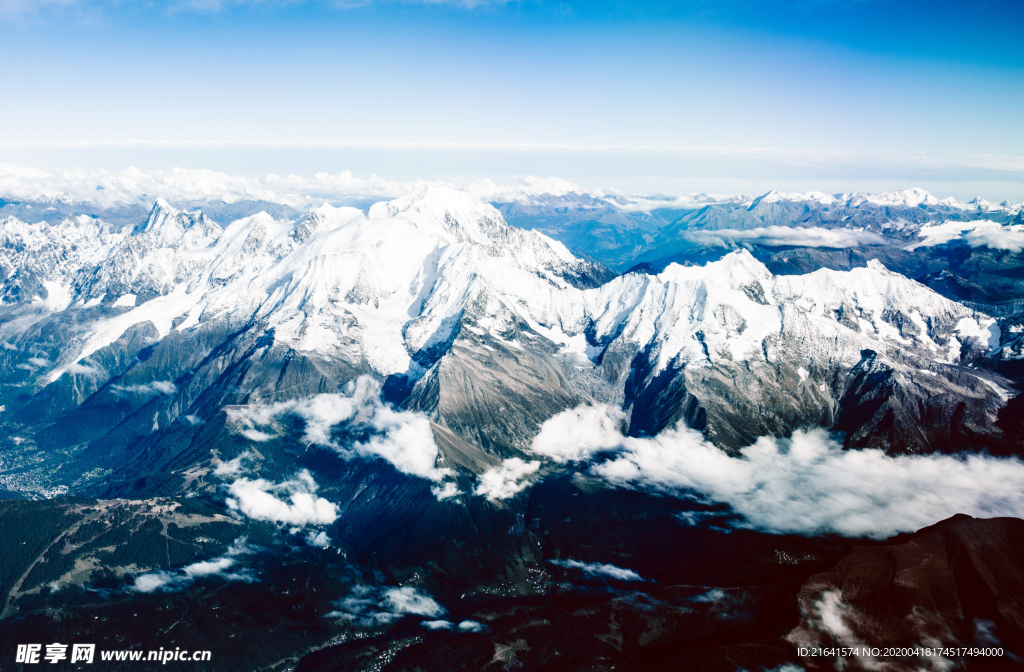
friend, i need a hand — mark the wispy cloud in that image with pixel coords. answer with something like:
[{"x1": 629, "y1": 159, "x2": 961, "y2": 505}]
[
  {"x1": 324, "y1": 585, "x2": 446, "y2": 626},
  {"x1": 213, "y1": 450, "x2": 257, "y2": 477},
  {"x1": 2, "y1": 143, "x2": 1023, "y2": 176},
  {"x1": 109, "y1": 380, "x2": 177, "y2": 397},
  {"x1": 548, "y1": 558, "x2": 644, "y2": 582},
  {"x1": 133, "y1": 540, "x2": 255, "y2": 593},
  {"x1": 421, "y1": 619, "x2": 488, "y2": 632}
]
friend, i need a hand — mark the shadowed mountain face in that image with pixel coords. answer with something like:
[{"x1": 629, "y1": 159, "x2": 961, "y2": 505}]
[
  {"x1": 1, "y1": 187, "x2": 1024, "y2": 671},
  {"x1": 789, "y1": 515, "x2": 1024, "y2": 671}
]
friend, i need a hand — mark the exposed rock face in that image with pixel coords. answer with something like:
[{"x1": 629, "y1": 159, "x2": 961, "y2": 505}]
[{"x1": 789, "y1": 515, "x2": 1024, "y2": 670}]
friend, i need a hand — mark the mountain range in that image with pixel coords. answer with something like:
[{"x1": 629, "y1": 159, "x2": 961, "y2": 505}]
[{"x1": 2, "y1": 185, "x2": 1024, "y2": 671}]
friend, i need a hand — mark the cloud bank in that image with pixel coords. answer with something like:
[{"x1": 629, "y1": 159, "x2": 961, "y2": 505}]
[
  {"x1": 226, "y1": 376, "x2": 458, "y2": 498},
  {"x1": 528, "y1": 405, "x2": 1024, "y2": 539},
  {"x1": 908, "y1": 220, "x2": 1024, "y2": 253},
  {"x1": 0, "y1": 162, "x2": 587, "y2": 211},
  {"x1": 683, "y1": 226, "x2": 886, "y2": 249}
]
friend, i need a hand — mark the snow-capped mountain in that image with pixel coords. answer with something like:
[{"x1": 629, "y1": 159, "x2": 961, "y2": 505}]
[{"x1": 0, "y1": 185, "x2": 1018, "y2": 503}]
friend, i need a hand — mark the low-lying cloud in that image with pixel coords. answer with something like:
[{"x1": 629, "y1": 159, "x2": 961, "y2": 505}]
[
  {"x1": 549, "y1": 559, "x2": 644, "y2": 582},
  {"x1": 965, "y1": 226, "x2": 1024, "y2": 253},
  {"x1": 683, "y1": 226, "x2": 885, "y2": 249},
  {"x1": 110, "y1": 380, "x2": 177, "y2": 397},
  {"x1": 529, "y1": 405, "x2": 1024, "y2": 539},
  {"x1": 421, "y1": 619, "x2": 488, "y2": 633},
  {"x1": 226, "y1": 376, "x2": 458, "y2": 499},
  {"x1": 908, "y1": 220, "x2": 1024, "y2": 253},
  {"x1": 226, "y1": 469, "x2": 339, "y2": 526},
  {"x1": 473, "y1": 458, "x2": 540, "y2": 501},
  {"x1": 133, "y1": 540, "x2": 254, "y2": 593},
  {"x1": 213, "y1": 449, "x2": 256, "y2": 477},
  {"x1": 531, "y1": 404, "x2": 626, "y2": 463},
  {"x1": 325, "y1": 585, "x2": 446, "y2": 626}
]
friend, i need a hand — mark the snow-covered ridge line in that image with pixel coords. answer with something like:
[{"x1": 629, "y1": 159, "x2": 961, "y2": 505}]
[
  {"x1": 0, "y1": 184, "x2": 1005, "y2": 389},
  {"x1": 0, "y1": 185, "x2": 611, "y2": 380}
]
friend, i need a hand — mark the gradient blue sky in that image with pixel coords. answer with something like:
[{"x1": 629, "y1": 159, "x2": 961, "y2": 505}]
[{"x1": 2, "y1": 0, "x2": 1023, "y2": 199}]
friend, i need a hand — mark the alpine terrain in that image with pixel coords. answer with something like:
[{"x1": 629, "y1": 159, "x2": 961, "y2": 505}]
[{"x1": 1, "y1": 186, "x2": 1024, "y2": 671}]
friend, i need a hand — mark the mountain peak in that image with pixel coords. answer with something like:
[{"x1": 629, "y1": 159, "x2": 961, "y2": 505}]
[
  {"x1": 369, "y1": 185, "x2": 489, "y2": 218},
  {"x1": 133, "y1": 199, "x2": 220, "y2": 248},
  {"x1": 747, "y1": 189, "x2": 779, "y2": 210},
  {"x1": 368, "y1": 186, "x2": 505, "y2": 246}
]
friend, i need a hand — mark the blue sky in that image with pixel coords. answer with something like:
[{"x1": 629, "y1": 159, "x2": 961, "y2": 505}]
[{"x1": 2, "y1": 0, "x2": 1023, "y2": 199}]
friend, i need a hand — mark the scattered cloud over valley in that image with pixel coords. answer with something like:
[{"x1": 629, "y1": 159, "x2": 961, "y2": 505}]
[
  {"x1": 226, "y1": 469, "x2": 339, "y2": 526},
  {"x1": 324, "y1": 585, "x2": 447, "y2": 626},
  {"x1": 526, "y1": 405, "x2": 1024, "y2": 539},
  {"x1": 225, "y1": 376, "x2": 458, "y2": 498},
  {"x1": 683, "y1": 226, "x2": 886, "y2": 249},
  {"x1": 548, "y1": 559, "x2": 644, "y2": 582},
  {"x1": 133, "y1": 540, "x2": 255, "y2": 593}
]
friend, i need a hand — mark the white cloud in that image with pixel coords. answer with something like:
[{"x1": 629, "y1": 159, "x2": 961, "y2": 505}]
[
  {"x1": 226, "y1": 376, "x2": 457, "y2": 494},
  {"x1": 306, "y1": 530, "x2": 331, "y2": 548},
  {"x1": 325, "y1": 585, "x2": 446, "y2": 626},
  {"x1": 213, "y1": 450, "x2": 256, "y2": 477},
  {"x1": 908, "y1": 220, "x2": 1024, "y2": 253},
  {"x1": 965, "y1": 226, "x2": 1024, "y2": 253},
  {"x1": 456, "y1": 620, "x2": 487, "y2": 632},
  {"x1": 548, "y1": 559, "x2": 644, "y2": 582},
  {"x1": 421, "y1": 618, "x2": 490, "y2": 632},
  {"x1": 530, "y1": 404, "x2": 626, "y2": 463},
  {"x1": 354, "y1": 405, "x2": 452, "y2": 483},
  {"x1": 531, "y1": 405, "x2": 1024, "y2": 539},
  {"x1": 422, "y1": 619, "x2": 455, "y2": 630},
  {"x1": 64, "y1": 362, "x2": 101, "y2": 375},
  {"x1": 0, "y1": 162, "x2": 583, "y2": 210},
  {"x1": 133, "y1": 540, "x2": 255, "y2": 593},
  {"x1": 683, "y1": 226, "x2": 886, "y2": 249},
  {"x1": 473, "y1": 458, "x2": 540, "y2": 501},
  {"x1": 1, "y1": 162, "x2": 1020, "y2": 220},
  {"x1": 226, "y1": 469, "x2": 339, "y2": 526},
  {"x1": 430, "y1": 480, "x2": 462, "y2": 500}
]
